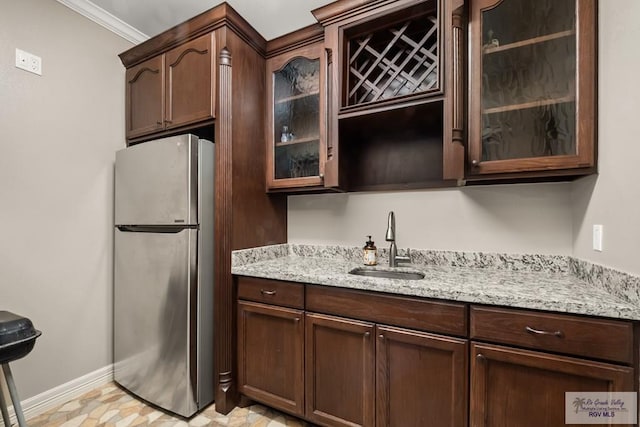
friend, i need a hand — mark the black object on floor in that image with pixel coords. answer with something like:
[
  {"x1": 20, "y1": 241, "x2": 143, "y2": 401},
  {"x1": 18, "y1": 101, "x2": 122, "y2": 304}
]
[{"x1": 0, "y1": 311, "x2": 41, "y2": 427}]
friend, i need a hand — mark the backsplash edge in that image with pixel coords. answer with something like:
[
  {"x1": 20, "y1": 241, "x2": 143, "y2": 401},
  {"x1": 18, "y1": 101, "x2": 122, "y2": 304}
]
[{"x1": 570, "y1": 258, "x2": 640, "y2": 306}]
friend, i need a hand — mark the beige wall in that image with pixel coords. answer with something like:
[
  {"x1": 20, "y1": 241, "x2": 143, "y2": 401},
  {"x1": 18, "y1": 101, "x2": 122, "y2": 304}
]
[
  {"x1": 290, "y1": 2, "x2": 640, "y2": 276},
  {"x1": 0, "y1": 0, "x2": 132, "y2": 399},
  {"x1": 289, "y1": 183, "x2": 573, "y2": 255},
  {"x1": 571, "y1": 0, "x2": 640, "y2": 276}
]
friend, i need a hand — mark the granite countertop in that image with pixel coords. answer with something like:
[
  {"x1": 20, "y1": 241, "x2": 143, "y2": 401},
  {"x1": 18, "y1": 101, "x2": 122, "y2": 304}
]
[{"x1": 231, "y1": 244, "x2": 640, "y2": 321}]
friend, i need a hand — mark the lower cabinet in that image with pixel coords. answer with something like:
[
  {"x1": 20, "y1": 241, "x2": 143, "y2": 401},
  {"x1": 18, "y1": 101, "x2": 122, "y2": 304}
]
[
  {"x1": 469, "y1": 306, "x2": 636, "y2": 427},
  {"x1": 305, "y1": 313, "x2": 376, "y2": 426},
  {"x1": 470, "y1": 343, "x2": 634, "y2": 427},
  {"x1": 236, "y1": 277, "x2": 637, "y2": 427},
  {"x1": 304, "y1": 313, "x2": 468, "y2": 427},
  {"x1": 377, "y1": 326, "x2": 467, "y2": 427},
  {"x1": 237, "y1": 301, "x2": 304, "y2": 416},
  {"x1": 237, "y1": 278, "x2": 469, "y2": 427}
]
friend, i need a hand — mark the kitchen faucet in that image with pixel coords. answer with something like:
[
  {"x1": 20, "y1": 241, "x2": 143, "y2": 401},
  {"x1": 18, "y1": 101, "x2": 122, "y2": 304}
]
[{"x1": 385, "y1": 211, "x2": 411, "y2": 267}]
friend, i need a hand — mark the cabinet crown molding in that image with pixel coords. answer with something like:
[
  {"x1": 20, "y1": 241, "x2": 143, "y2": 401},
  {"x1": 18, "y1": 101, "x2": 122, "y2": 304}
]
[
  {"x1": 118, "y1": 2, "x2": 266, "y2": 68},
  {"x1": 266, "y1": 24, "x2": 324, "y2": 59},
  {"x1": 312, "y1": 0, "x2": 404, "y2": 25}
]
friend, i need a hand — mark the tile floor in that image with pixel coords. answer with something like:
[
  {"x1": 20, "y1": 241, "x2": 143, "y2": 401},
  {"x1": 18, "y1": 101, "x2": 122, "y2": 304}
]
[{"x1": 25, "y1": 382, "x2": 311, "y2": 426}]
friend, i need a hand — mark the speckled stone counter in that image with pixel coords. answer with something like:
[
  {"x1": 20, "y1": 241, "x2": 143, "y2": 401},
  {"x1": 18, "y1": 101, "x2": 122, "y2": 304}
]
[{"x1": 232, "y1": 244, "x2": 640, "y2": 321}]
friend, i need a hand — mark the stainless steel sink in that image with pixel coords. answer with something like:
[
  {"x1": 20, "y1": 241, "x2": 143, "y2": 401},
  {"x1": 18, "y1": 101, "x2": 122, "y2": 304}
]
[{"x1": 349, "y1": 267, "x2": 425, "y2": 280}]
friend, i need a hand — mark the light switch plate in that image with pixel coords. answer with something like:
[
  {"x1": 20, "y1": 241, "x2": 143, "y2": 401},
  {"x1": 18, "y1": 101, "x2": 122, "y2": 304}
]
[
  {"x1": 15, "y1": 48, "x2": 42, "y2": 76},
  {"x1": 593, "y1": 224, "x2": 603, "y2": 252}
]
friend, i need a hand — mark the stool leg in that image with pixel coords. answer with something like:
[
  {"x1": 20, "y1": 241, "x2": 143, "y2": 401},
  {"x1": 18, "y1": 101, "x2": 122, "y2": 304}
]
[
  {"x1": 2, "y1": 364, "x2": 26, "y2": 427},
  {"x1": 0, "y1": 376, "x2": 11, "y2": 427}
]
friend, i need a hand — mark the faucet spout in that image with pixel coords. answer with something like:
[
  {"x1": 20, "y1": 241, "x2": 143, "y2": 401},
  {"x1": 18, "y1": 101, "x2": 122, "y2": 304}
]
[
  {"x1": 385, "y1": 211, "x2": 395, "y2": 242},
  {"x1": 386, "y1": 211, "x2": 397, "y2": 267},
  {"x1": 385, "y1": 211, "x2": 410, "y2": 268}
]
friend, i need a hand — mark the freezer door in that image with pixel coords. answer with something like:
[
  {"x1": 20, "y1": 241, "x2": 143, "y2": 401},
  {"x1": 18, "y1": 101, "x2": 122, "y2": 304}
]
[
  {"x1": 114, "y1": 227, "x2": 198, "y2": 417},
  {"x1": 115, "y1": 134, "x2": 198, "y2": 226}
]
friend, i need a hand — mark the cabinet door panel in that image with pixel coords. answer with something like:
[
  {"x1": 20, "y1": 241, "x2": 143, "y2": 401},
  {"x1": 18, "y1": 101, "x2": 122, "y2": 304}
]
[
  {"x1": 468, "y1": 0, "x2": 596, "y2": 177},
  {"x1": 165, "y1": 33, "x2": 215, "y2": 129},
  {"x1": 266, "y1": 42, "x2": 326, "y2": 190},
  {"x1": 305, "y1": 313, "x2": 375, "y2": 427},
  {"x1": 126, "y1": 56, "x2": 164, "y2": 139},
  {"x1": 470, "y1": 342, "x2": 634, "y2": 427},
  {"x1": 376, "y1": 326, "x2": 468, "y2": 427},
  {"x1": 238, "y1": 301, "x2": 304, "y2": 416}
]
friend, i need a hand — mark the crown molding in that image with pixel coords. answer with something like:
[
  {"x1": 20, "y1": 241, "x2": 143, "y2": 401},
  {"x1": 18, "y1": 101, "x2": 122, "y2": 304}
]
[{"x1": 56, "y1": 0, "x2": 149, "y2": 44}]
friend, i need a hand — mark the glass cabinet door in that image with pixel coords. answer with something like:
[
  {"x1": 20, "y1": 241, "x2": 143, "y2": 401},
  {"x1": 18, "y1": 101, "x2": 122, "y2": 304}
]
[
  {"x1": 266, "y1": 43, "x2": 325, "y2": 190},
  {"x1": 469, "y1": 0, "x2": 596, "y2": 176}
]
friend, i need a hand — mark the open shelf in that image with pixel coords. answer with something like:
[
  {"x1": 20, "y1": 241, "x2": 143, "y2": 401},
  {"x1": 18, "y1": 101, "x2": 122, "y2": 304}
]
[
  {"x1": 483, "y1": 29, "x2": 576, "y2": 55},
  {"x1": 340, "y1": 101, "x2": 445, "y2": 190},
  {"x1": 483, "y1": 95, "x2": 575, "y2": 115}
]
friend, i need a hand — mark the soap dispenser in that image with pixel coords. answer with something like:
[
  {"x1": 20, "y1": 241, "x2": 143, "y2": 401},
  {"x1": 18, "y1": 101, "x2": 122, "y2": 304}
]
[{"x1": 363, "y1": 236, "x2": 377, "y2": 266}]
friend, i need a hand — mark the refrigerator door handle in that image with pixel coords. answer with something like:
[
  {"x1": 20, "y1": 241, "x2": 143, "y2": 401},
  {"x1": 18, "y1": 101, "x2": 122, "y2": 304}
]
[{"x1": 117, "y1": 225, "x2": 198, "y2": 233}]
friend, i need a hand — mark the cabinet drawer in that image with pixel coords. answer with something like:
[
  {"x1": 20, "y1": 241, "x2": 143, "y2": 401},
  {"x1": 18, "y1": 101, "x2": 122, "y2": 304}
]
[
  {"x1": 470, "y1": 306, "x2": 634, "y2": 364},
  {"x1": 306, "y1": 285, "x2": 467, "y2": 336},
  {"x1": 237, "y1": 277, "x2": 304, "y2": 309}
]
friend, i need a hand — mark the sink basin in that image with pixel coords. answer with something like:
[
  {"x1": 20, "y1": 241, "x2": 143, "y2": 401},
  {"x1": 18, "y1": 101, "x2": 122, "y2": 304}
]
[{"x1": 349, "y1": 267, "x2": 425, "y2": 280}]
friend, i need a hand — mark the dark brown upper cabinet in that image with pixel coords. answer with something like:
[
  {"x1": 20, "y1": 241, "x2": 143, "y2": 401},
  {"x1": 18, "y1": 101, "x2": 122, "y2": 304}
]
[
  {"x1": 467, "y1": 0, "x2": 597, "y2": 180},
  {"x1": 124, "y1": 56, "x2": 164, "y2": 140},
  {"x1": 125, "y1": 33, "x2": 215, "y2": 141},
  {"x1": 313, "y1": 0, "x2": 466, "y2": 191},
  {"x1": 265, "y1": 26, "x2": 329, "y2": 191}
]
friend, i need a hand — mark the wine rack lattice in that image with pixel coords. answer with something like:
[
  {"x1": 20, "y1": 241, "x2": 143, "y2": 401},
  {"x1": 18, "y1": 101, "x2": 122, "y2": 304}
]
[{"x1": 347, "y1": 13, "x2": 439, "y2": 106}]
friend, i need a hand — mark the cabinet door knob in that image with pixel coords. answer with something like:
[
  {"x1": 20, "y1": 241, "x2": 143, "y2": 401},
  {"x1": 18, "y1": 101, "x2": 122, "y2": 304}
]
[
  {"x1": 294, "y1": 317, "x2": 300, "y2": 322},
  {"x1": 476, "y1": 353, "x2": 486, "y2": 362},
  {"x1": 378, "y1": 334, "x2": 385, "y2": 340},
  {"x1": 364, "y1": 331, "x2": 370, "y2": 337},
  {"x1": 164, "y1": 119, "x2": 173, "y2": 124},
  {"x1": 319, "y1": 173, "x2": 324, "y2": 179},
  {"x1": 156, "y1": 121, "x2": 163, "y2": 126},
  {"x1": 471, "y1": 160, "x2": 479, "y2": 167},
  {"x1": 525, "y1": 326, "x2": 563, "y2": 337},
  {"x1": 260, "y1": 289, "x2": 276, "y2": 296}
]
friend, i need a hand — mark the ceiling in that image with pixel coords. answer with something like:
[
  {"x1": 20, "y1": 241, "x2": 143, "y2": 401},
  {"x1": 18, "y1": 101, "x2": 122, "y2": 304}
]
[{"x1": 87, "y1": 0, "x2": 335, "y2": 41}]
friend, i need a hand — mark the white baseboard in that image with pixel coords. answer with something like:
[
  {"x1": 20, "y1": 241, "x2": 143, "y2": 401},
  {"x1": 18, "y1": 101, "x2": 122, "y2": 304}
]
[{"x1": 4, "y1": 364, "x2": 113, "y2": 424}]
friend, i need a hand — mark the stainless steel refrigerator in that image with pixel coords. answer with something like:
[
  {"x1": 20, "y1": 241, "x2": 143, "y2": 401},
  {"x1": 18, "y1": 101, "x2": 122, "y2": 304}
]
[{"x1": 113, "y1": 134, "x2": 214, "y2": 417}]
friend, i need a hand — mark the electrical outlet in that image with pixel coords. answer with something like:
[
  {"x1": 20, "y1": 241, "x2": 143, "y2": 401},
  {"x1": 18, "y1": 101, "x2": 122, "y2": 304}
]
[
  {"x1": 15, "y1": 48, "x2": 42, "y2": 76},
  {"x1": 593, "y1": 224, "x2": 603, "y2": 252}
]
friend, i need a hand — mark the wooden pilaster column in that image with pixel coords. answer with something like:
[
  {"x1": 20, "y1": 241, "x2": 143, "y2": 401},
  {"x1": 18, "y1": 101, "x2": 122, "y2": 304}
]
[{"x1": 214, "y1": 47, "x2": 236, "y2": 414}]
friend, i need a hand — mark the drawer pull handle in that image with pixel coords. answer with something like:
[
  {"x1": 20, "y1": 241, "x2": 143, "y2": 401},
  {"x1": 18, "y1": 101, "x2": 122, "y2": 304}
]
[
  {"x1": 260, "y1": 289, "x2": 277, "y2": 296},
  {"x1": 525, "y1": 326, "x2": 563, "y2": 337}
]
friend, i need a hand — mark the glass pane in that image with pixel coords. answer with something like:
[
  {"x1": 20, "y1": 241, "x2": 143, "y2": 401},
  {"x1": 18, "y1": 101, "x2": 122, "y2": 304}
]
[
  {"x1": 274, "y1": 95, "x2": 320, "y2": 143},
  {"x1": 275, "y1": 141, "x2": 320, "y2": 180},
  {"x1": 273, "y1": 57, "x2": 320, "y2": 179},
  {"x1": 482, "y1": 0, "x2": 575, "y2": 46},
  {"x1": 481, "y1": 0, "x2": 577, "y2": 161},
  {"x1": 482, "y1": 102, "x2": 576, "y2": 161}
]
